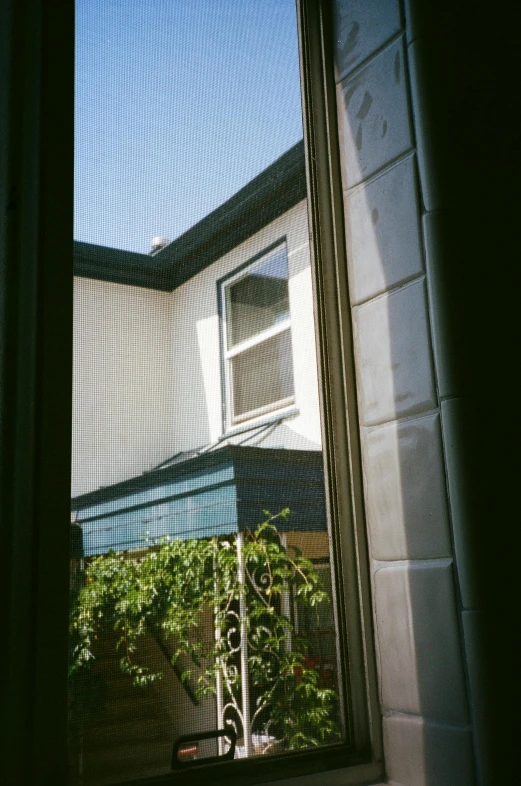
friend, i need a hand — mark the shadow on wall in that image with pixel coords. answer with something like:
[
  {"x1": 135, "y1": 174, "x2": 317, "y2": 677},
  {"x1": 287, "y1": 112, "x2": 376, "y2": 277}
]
[
  {"x1": 72, "y1": 276, "x2": 212, "y2": 496},
  {"x1": 334, "y1": 1, "x2": 484, "y2": 784},
  {"x1": 170, "y1": 271, "x2": 222, "y2": 452}
]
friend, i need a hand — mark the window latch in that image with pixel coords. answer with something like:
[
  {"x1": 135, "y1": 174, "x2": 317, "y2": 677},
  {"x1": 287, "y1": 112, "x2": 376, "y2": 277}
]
[{"x1": 171, "y1": 726, "x2": 237, "y2": 769}]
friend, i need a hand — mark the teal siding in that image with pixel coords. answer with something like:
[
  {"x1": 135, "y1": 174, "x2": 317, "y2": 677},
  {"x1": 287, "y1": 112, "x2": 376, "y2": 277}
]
[
  {"x1": 78, "y1": 463, "x2": 235, "y2": 522},
  {"x1": 73, "y1": 447, "x2": 326, "y2": 557}
]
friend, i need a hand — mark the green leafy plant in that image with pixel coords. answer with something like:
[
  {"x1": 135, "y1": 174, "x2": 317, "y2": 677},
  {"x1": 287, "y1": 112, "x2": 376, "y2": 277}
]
[{"x1": 69, "y1": 512, "x2": 341, "y2": 752}]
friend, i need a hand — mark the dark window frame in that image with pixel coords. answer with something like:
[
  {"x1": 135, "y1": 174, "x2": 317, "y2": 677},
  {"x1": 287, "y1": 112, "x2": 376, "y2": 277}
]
[{"x1": 0, "y1": 1, "x2": 383, "y2": 784}]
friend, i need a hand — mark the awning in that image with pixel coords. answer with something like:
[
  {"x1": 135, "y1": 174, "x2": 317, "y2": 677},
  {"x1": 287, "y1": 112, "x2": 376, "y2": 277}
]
[{"x1": 71, "y1": 446, "x2": 326, "y2": 557}]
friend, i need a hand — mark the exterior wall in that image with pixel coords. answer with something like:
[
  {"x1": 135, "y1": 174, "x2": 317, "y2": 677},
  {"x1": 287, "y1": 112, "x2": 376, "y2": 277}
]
[
  {"x1": 72, "y1": 199, "x2": 321, "y2": 497},
  {"x1": 285, "y1": 531, "x2": 329, "y2": 561},
  {"x1": 333, "y1": 1, "x2": 482, "y2": 783},
  {"x1": 72, "y1": 277, "x2": 176, "y2": 496},
  {"x1": 168, "y1": 198, "x2": 321, "y2": 452}
]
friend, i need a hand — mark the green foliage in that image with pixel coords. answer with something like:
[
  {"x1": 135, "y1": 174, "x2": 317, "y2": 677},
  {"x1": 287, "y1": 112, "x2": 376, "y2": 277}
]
[{"x1": 69, "y1": 513, "x2": 341, "y2": 752}]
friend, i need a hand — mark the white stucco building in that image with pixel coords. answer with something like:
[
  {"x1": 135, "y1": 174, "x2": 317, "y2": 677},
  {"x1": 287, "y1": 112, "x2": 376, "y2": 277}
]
[{"x1": 72, "y1": 142, "x2": 322, "y2": 502}]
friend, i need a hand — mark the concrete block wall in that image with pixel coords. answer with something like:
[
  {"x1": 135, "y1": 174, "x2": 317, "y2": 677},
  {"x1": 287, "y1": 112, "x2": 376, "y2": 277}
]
[{"x1": 332, "y1": 1, "x2": 484, "y2": 783}]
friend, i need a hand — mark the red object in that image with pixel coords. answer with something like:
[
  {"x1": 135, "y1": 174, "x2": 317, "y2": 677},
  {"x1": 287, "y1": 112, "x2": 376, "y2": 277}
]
[
  {"x1": 295, "y1": 656, "x2": 336, "y2": 688},
  {"x1": 177, "y1": 744, "x2": 198, "y2": 760}
]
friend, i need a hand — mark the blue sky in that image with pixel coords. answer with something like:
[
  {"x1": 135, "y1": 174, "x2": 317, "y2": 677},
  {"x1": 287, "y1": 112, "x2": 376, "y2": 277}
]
[{"x1": 75, "y1": 0, "x2": 303, "y2": 254}]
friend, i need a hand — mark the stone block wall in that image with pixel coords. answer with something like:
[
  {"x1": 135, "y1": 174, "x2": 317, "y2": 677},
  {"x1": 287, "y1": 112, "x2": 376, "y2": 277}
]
[{"x1": 332, "y1": 1, "x2": 486, "y2": 783}]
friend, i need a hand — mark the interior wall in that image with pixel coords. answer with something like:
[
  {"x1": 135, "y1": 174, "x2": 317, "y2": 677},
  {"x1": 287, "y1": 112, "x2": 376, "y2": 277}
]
[{"x1": 332, "y1": 1, "x2": 484, "y2": 783}]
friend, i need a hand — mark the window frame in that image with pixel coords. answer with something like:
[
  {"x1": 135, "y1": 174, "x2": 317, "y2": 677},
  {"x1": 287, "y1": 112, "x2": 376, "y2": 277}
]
[
  {"x1": 218, "y1": 239, "x2": 296, "y2": 431},
  {"x1": 0, "y1": 1, "x2": 383, "y2": 784},
  {"x1": 0, "y1": 2, "x2": 74, "y2": 784}
]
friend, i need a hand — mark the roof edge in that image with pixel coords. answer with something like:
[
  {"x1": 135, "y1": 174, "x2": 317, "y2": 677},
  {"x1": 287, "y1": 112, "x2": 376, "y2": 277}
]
[
  {"x1": 71, "y1": 444, "x2": 322, "y2": 511},
  {"x1": 73, "y1": 141, "x2": 306, "y2": 292}
]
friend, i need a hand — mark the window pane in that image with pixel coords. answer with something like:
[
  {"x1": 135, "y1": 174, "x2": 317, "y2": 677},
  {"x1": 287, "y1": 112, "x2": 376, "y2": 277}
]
[
  {"x1": 226, "y1": 247, "x2": 290, "y2": 348},
  {"x1": 295, "y1": 565, "x2": 336, "y2": 659},
  {"x1": 231, "y1": 329, "x2": 294, "y2": 419},
  {"x1": 71, "y1": 1, "x2": 347, "y2": 782}
]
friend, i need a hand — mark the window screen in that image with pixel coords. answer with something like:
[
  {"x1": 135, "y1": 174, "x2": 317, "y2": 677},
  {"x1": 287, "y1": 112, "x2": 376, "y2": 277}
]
[
  {"x1": 70, "y1": 2, "x2": 347, "y2": 783},
  {"x1": 225, "y1": 247, "x2": 290, "y2": 348},
  {"x1": 231, "y1": 329, "x2": 294, "y2": 418}
]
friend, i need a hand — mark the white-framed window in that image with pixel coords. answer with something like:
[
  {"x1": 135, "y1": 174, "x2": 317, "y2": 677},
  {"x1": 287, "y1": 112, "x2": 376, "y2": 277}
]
[{"x1": 220, "y1": 242, "x2": 296, "y2": 429}]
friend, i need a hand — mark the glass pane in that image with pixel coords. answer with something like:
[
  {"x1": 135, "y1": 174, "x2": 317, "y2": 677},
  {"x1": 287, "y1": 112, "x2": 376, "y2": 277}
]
[
  {"x1": 226, "y1": 246, "x2": 290, "y2": 348},
  {"x1": 71, "y1": 1, "x2": 346, "y2": 782},
  {"x1": 295, "y1": 564, "x2": 336, "y2": 660},
  {"x1": 231, "y1": 329, "x2": 294, "y2": 419}
]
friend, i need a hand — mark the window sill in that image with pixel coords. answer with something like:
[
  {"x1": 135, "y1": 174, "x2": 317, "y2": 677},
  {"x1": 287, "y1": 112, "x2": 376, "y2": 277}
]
[
  {"x1": 254, "y1": 761, "x2": 385, "y2": 786},
  {"x1": 224, "y1": 405, "x2": 300, "y2": 438}
]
